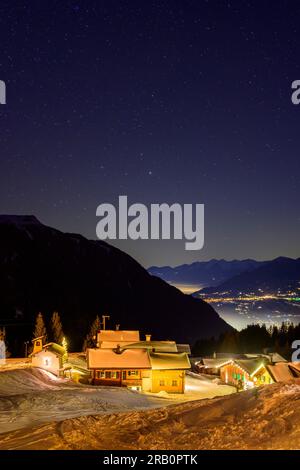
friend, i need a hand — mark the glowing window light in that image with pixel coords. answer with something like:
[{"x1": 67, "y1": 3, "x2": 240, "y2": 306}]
[{"x1": 44, "y1": 357, "x2": 51, "y2": 366}]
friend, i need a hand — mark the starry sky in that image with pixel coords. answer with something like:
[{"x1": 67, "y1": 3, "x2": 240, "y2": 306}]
[{"x1": 0, "y1": 0, "x2": 299, "y2": 267}]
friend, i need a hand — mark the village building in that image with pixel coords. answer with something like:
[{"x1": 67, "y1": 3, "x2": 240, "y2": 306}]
[
  {"x1": 220, "y1": 359, "x2": 273, "y2": 389},
  {"x1": 31, "y1": 336, "x2": 45, "y2": 354},
  {"x1": 87, "y1": 329, "x2": 191, "y2": 393},
  {"x1": 220, "y1": 357, "x2": 300, "y2": 390},
  {"x1": 195, "y1": 357, "x2": 233, "y2": 375},
  {"x1": 31, "y1": 340, "x2": 67, "y2": 376},
  {"x1": 289, "y1": 362, "x2": 300, "y2": 376},
  {"x1": 267, "y1": 362, "x2": 300, "y2": 382},
  {"x1": 96, "y1": 329, "x2": 141, "y2": 349}
]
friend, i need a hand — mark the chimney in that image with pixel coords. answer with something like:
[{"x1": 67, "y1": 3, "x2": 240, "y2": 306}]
[
  {"x1": 145, "y1": 334, "x2": 151, "y2": 342},
  {"x1": 116, "y1": 324, "x2": 120, "y2": 331}
]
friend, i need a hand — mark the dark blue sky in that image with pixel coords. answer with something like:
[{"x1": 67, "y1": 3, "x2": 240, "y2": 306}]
[{"x1": 0, "y1": 0, "x2": 299, "y2": 266}]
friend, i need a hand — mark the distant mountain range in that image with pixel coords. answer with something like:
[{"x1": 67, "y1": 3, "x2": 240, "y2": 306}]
[
  {"x1": 198, "y1": 257, "x2": 300, "y2": 296},
  {"x1": 194, "y1": 257, "x2": 300, "y2": 330},
  {"x1": 148, "y1": 259, "x2": 266, "y2": 288},
  {"x1": 0, "y1": 215, "x2": 231, "y2": 355}
]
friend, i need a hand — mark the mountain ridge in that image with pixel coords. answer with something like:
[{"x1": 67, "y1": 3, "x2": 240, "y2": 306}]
[
  {"x1": 0, "y1": 215, "x2": 232, "y2": 354},
  {"x1": 148, "y1": 258, "x2": 268, "y2": 288},
  {"x1": 198, "y1": 256, "x2": 300, "y2": 295}
]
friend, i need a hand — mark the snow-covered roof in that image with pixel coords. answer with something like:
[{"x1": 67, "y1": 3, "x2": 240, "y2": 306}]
[
  {"x1": 289, "y1": 362, "x2": 300, "y2": 374},
  {"x1": 43, "y1": 343, "x2": 66, "y2": 357},
  {"x1": 99, "y1": 340, "x2": 139, "y2": 349},
  {"x1": 31, "y1": 342, "x2": 65, "y2": 357},
  {"x1": 97, "y1": 330, "x2": 140, "y2": 343},
  {"x1": 202, "y1": 358, "x2": 233, "y2": 368},
  {"x1": 215, "y1": 352, "x2": 242, "y2": 358},
  {"x1": 268, "y1": 353, "x2": 287, "y2": 363},
  {"x1": 177, "y1": 344, "x2": 191, "y2": 355},
  {"x1": 87, "y1": 348, "x2": 191, "y2": 371},
  {"x1": 87, "y1": 348, "x2": 151, "y2": 369},
  {"x1": 232, "y1": 359, "x2": 266, "y2": 376},
  {"x1": 267, "y1": 363, "x2": 295, "y2": 382},
  {"x1": 120, "y1": 341, "x2": 178, "y2": 353},
  {"x1": 149, "y1": 352, "x2": 191, "y2": 370},
  {"x1": 245, "y1": 353, "x2": 287, "y2": 363}
]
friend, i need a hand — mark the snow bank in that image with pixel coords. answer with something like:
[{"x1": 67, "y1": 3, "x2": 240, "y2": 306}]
[
  {"x1": 1, "y1": 379, "x2": 299, "y2": 450},
  {"x1": 0, "y1": 368, "x2": 177, "y2": 435},
  {"x1": 0, "y1": 367, "x2": 65, "y2": 396}
]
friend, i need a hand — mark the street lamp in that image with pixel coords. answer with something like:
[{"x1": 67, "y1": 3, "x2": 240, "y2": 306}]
[{"x1": 24, "y1": 341, "x2": 29, "y2": 358}]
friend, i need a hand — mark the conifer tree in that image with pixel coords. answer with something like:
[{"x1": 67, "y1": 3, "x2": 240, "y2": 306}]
[
  {"x1": 50, "y1": 311, "x2": 65, "y2": 344},
  {"x1": 82, "y1": 315, "x2": 101, "y2": 351},
  {"x1": 33, "y1": 312, "x2": 47, "y2": 342}
]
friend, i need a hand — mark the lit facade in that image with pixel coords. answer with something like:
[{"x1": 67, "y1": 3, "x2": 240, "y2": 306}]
[
  {"x1": 87, "y1": 330, "x2": 191, "y2": 393},
  {"x1": 220, "y1": 359, "x2": 274, "y2": 389}
]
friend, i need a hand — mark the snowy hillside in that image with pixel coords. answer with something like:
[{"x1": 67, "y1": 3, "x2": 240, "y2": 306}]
[
  {"x1": 1, "y1": 379, "x2": 299, "y2": 450},
  {"x1": 0, "y1": 366, "x2": 234, "y2": 441},
  {"x1": 0, "y1": 367, "x2": 299, "y2": 450}
]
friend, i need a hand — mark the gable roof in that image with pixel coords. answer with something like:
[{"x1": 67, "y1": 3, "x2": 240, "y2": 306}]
[
  {"x1": 87, "y1": 348, "x2": 151, "y2": 369},
  {"x1": 97, "y1": 330, "x2": 140, "y2": 343},
  {"x1": 120, "y1": 341, "x2": 178, "y2": 353},
  {"x1": 267, "y1": 363, "x2": 297, "y2": 382},
  {"x1": 32, "y1": 336, "x2": 45, "y2": 342},
  {"x1": 202, "y1": 358, "x2": 233, "y2": 368},
  {"x1": 87, "y1": 348, "x2": 191, "y2": 371},
  {"x1": 287, "y1": 362, "x2": 300, "y2": 377},
  {"x1": 245, "y1": 353, "x2": 287, "y2": 363},
  {"x1": 268, "y1": 353, "x2": 287, "y2": 363},
  {"x1": 149, "y1": 352, "x2": 191, "y2": 370},
  {"x1": 43, "y1": 342, "x2": 66, "y2": 356},
  {"x1": 177, "y1": 344, "x2": 191, "y2": 355},
  {"x1": 99, "y1": 340, "x2": 140, "y2": 349},
  {"x1": 232, "y1": 359, "x2": 266, "y2": 376}
]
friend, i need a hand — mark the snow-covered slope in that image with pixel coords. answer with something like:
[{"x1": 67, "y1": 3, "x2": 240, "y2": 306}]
[
  {"x1": 0, "y1": 367, "x2": 235, "y2": 438},
  {"x1": 1, "y1": 378, "x2": 299, "y2": 450},
  {"x1": 0, "y1": 368, "x2": 172, "y2": 434}
]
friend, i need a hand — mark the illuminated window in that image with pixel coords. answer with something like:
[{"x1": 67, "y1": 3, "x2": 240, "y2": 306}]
[
  {"x1": 128, "y1": 370, "x2": 139, "y2": 376},
  {"x1": 36, "y1": 341, "x2": 40, "y2": 346}
]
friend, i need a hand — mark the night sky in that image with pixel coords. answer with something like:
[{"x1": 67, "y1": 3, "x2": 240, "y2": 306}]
[{"x1": 0, "y1": 0, "x2": 299, "y2": 267}]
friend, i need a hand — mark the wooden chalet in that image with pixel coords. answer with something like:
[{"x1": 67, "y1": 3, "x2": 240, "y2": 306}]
[{"x1": 87, "y1": 329, "x2": 191, "y2": 393}]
